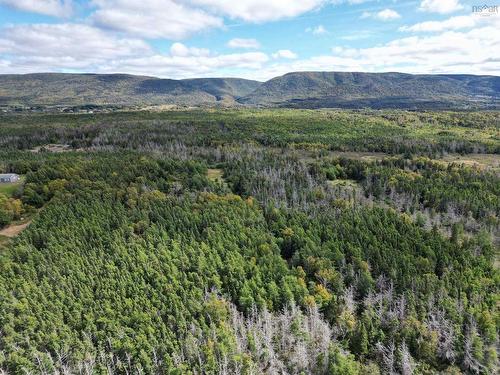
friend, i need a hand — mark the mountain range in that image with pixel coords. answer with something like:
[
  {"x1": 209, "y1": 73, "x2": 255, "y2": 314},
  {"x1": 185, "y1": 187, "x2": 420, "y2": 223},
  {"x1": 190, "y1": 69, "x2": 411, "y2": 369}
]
[{"x1": 1, "y1": 71, "x2": 499, "y2": 109}]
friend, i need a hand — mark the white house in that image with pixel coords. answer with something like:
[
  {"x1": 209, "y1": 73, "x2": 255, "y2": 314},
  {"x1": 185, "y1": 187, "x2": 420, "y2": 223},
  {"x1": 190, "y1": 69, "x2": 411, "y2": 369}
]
[{"x1": 0, "y1": 173, "x2": 20, "y2": 183}]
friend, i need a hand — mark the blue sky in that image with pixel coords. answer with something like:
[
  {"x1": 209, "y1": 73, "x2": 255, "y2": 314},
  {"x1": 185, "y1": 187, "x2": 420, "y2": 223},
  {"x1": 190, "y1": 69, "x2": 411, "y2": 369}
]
[{"x1": 0, "y1": 0, "x2": 498, "y2": 80}]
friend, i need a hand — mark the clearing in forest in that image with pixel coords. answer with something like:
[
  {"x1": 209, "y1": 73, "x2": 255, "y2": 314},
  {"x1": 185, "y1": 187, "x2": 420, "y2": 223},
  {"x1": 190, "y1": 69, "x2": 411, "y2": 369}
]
[
  {"x1": 0, "y1": 220, "x2": 31, "y2": 238},
  {"x1": 0, "y1": 177, "x2": 24, "y2": 197},
  {"x1": 327, "y1": 179, "x2": 359, "y2": 188},
  {"x1": 440, "y1": 153, "x2": 500, "y2": 171},
  {"x1": 207, "y1": 168, "x2": 225, "y2": 182},
  {"x1": 30, "y1": 144, "x2": 72, "y2": 153}
]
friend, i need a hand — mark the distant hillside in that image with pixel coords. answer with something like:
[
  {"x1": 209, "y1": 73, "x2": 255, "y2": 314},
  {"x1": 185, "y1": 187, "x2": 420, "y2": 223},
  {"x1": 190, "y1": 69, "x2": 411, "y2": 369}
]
[
  {"x1": 241, "y1": 72, "x2": 500, "y2": 109},
  {"x1": 0, "y1": 73, "x2": 261, "y2": 106},
  {"x1": 1, "y1": 71, "x2": 499, "y2": 109}
]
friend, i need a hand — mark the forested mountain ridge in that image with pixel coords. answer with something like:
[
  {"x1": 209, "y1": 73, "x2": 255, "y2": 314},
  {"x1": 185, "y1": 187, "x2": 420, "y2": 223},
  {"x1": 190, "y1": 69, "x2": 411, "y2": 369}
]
[
  {"x1": 0, "y1": 73, "x2": 261, "y2": 106},
  {"x1": 240, "y1": 71, "x2": 500, "y2": 109},
  {"x1": 1, "y1": 71, "x2": 499, "y2": 109}
]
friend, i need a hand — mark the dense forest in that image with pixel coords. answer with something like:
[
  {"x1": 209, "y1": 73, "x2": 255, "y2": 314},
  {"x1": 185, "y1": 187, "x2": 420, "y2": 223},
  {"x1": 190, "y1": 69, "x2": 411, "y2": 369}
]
[{"x1": 0, "y1": 109, "x2": 498, "y2": 374}]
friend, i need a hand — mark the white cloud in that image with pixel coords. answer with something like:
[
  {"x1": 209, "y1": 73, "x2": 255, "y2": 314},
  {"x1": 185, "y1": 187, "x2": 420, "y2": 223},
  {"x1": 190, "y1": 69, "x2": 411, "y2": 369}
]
[
  {"x1": 0, "y1": 22, "x2": 269, "y2": 78},
  {"x1": 362, "y1": 9, "x2": 401, "y2": 21},
  {"x1": 272, "y1": 50, "x2": 298, "y2": 59},
  {"x1": 91, "y1": 0, "x2": 223, "y2": 39},
  {"x1": 170, "y1": 42, "x2": 210, "y2": 57},
  {"x1": 331, "y1": 0, "x2": 375, "y2": 4},
  {"x1": 0, "y1": 1, "x2": 498, "y2": 81},
  {"x1": 98, "y1": 51, "x2": 269, "y2": 78},
  {"x1": 306, "y1": 25, "x2": 328, "y2": 35},
  {"x1": 0, "y1": 23, "x2": 150, "y2": 65},
  {"x1": 419, "y1": 0, "x2": 463, "y2": 14},
  {"x1": 400, "y1": 15, "x2": 476, "y2": 32},
  {"x1": 243, "y1": 26, "x2": 500, "y2": 80},
  {"x1": 334, "y1": 29, "x2": 499, "y2": 74},
  {"x1": 400, "y1": 12, "x2": 499, "y2": 32},
  {"x1": 0, "y1": 0, "x2": 73, "y2": 17},
  {"x1": 193, "y1": 0, "x2": 327, "y2": 22},
  {"x1": 89, "y1": 1, "x2": 331, "y2": 39},
  {"x1": 377, "y1": 9, "x2": 401, "y2": 20},
  {"x1": 227, "y1": 38, "x2": 261, "y2": 49}
]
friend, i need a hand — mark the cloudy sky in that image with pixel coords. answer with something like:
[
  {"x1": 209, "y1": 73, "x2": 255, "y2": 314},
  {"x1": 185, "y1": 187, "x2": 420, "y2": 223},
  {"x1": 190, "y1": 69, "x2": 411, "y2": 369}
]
[{"x1": 0, "y1": 0, "x2": 499, "y2": 80}]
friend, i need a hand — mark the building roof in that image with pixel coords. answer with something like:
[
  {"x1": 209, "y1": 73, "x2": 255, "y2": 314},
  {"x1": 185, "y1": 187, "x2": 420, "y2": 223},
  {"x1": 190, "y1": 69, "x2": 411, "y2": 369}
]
[{"x1": 0, "y1": 173, "x2": 19, "y2": 177}]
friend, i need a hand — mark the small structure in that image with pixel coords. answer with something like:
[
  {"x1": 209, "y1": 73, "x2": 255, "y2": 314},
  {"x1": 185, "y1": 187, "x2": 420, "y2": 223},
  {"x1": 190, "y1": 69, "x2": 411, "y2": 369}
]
[{"x1": 0, "y1": 173, "x2": 20, "y2": 183}]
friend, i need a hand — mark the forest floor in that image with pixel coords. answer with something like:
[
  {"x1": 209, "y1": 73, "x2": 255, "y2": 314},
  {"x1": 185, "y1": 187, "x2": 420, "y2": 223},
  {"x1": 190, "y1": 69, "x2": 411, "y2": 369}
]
[
  {"x1": 0, "y1": 221, "x2": 31, "y2": 237},
  {"x1": 0, "y1": 217, "x2": 32, "y2": 249},
  {"x1": 207, "y1": 168, "x2": 225, "y2": 182},
  {"x1": 30, "y1": 144, "x2": 72, "y2": 153},
  {"x1": 327, "y1": 179, "x2": 360, "y2": 189}
]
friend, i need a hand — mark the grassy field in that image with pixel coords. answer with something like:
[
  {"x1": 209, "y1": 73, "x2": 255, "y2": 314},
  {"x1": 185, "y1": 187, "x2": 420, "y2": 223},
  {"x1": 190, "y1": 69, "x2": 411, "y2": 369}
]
[
  {"x1": 207, "y1": 168, "x2": 224, "y2": 182},
  {"x1": 0, "y1": 178, "x2": 23, "y2": 197}
]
